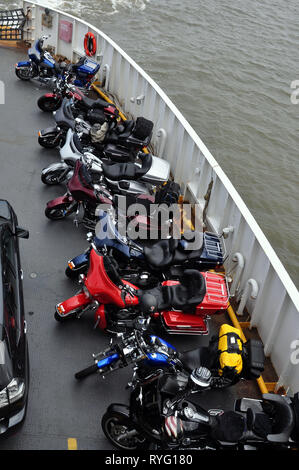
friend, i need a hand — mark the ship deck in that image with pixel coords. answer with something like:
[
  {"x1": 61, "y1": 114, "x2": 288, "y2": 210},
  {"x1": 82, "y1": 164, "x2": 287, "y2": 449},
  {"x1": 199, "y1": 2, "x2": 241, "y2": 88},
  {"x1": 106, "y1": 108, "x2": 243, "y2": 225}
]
[{"x1": 0, "y1": 45, "x2": 261, "y2": 450}]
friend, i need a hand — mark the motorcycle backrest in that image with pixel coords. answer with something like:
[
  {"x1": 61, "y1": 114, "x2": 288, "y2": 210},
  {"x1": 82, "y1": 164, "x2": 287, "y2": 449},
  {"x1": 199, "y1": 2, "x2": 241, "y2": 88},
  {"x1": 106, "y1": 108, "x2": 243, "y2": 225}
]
[{"x1": 262, "y1": 393, "x2": 294, "y2": 443}]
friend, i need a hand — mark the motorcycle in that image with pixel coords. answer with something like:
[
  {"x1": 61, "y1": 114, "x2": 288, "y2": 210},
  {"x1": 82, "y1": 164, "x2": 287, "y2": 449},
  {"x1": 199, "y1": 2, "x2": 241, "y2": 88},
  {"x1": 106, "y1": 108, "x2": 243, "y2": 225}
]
[
  {"x1": 37, "y1": 67, "x2": 111, "y2": 113},
  {"x1": 74, "y1": 323, "x2": 264, "y2": 388},
  {"x1": 54, "y1": 249, "x2": 229, "y2": 335},
  {"x1": 65, "y1": 208, "x2": 225, "y2": 285},
  {"x1": 40, "y1": 111, "x2": 158, "y2": 184},
  {"x1": 44, "y1": 158, "x2": 113, "y2": 229},
  {"x1": 38, "y1": 97, "x2": 118, "y2": 149},
  {"x1": 102, "y1": 366, "x2": 299, "y2": 450},
  {"x1": 43, "y1": 151, "x2": 171, "y2": 227},
  {"x1": 15, "y1": 35, "x2": 100, "y2": 87},
  {"x1": 44, "y1": 156, "x2": 172, "y2": 233}
]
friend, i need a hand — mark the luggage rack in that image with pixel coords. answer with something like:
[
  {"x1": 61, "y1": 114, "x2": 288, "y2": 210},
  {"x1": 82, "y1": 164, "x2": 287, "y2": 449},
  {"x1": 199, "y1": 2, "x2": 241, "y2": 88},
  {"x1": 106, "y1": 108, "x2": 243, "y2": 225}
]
[
  {"x1": 0, "y1": 9, "x2": 26, "y2": 41},
  {"x1": 204, "y1": 231, "x2": 227, "y2": 262}
]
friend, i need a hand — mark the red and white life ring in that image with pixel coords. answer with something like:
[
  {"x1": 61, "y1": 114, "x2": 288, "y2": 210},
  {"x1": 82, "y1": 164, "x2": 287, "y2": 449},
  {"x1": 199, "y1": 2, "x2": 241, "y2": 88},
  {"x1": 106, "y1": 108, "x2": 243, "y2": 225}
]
[{"x1": 84, "y1": 32, "x2": 97, "y2": 57}]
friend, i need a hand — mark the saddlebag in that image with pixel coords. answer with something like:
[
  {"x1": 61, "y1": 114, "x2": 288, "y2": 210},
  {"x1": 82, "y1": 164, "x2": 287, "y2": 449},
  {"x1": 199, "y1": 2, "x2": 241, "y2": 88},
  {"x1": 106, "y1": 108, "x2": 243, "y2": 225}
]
[{"x1": 242, "y1": 339, "x2": 265, "y2": 379}]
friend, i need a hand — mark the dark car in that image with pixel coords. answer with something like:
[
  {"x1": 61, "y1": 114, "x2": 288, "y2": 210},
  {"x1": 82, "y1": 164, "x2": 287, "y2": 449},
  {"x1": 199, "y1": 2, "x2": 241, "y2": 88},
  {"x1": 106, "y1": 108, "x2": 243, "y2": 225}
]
[{"x1": 0, "y1": 200, "x2": 29, "y2": 434}]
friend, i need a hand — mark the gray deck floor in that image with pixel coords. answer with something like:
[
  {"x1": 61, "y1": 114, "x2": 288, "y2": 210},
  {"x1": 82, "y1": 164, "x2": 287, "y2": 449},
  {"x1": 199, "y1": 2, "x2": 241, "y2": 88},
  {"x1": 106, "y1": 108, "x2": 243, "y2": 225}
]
[{"x1": 0, "y1": 46, "x2": 261, "y2": 450}]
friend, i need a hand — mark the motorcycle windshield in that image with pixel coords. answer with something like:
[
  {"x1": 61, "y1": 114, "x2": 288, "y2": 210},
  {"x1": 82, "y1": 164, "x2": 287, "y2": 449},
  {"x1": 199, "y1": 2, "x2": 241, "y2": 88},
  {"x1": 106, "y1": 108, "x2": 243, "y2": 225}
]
[
  {"x1": 96, "y1": 210, "x2": 127, "y2": 247},
  {"x1": 55, "y1": 98, "x2": 75, "y2": 129}
]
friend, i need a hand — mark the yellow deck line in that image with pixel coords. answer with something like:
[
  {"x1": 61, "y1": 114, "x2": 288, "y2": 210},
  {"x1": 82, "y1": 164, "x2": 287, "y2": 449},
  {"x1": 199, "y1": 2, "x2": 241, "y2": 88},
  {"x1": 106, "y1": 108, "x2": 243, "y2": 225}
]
[{"x1": 67, "y1": 438, "x2": 78, "y2": 450}]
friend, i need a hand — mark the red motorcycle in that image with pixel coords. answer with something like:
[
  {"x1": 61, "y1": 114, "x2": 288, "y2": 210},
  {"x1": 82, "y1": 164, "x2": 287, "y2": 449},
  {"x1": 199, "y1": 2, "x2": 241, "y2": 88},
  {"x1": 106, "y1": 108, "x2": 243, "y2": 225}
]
[
  {"x1": 44, "y1": 159, "x2": 113, "y2": 229},
  {"x1": 55, "y1": 249, "x2": 229, "y2": 335}
]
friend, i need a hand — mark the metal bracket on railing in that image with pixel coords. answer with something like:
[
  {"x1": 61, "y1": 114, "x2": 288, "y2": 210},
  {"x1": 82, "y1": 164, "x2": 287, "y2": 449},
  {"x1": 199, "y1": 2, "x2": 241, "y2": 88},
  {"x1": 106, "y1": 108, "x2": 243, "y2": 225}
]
[
  {"x1": 130, "y1": 94, "x2": 145, "y2": 105},
  {"x1": 228, "y1": 252, "x2": 245, "y2": 297},
  {"x1": 156, "y1": 128, "x2": 167, "y2": 157},
  {"x1": 222, "y1": 226, "x2": 234, "y2": 239},
  {"x1": 102, "y1": 64, "x2": 110, "y2": 92},
  {"x1": 236, "y1": 278, "x2": 259, "y2": 316}
]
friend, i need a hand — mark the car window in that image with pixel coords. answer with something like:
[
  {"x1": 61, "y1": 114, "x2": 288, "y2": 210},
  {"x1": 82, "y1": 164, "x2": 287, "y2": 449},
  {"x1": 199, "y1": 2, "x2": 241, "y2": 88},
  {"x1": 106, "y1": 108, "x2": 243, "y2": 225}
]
[
  {"x1": 2, "y1": 227, "x2": 17, "y2": 272},
  {"x1": 1, "y1": 228, "x2": 20, "y2": 332}
]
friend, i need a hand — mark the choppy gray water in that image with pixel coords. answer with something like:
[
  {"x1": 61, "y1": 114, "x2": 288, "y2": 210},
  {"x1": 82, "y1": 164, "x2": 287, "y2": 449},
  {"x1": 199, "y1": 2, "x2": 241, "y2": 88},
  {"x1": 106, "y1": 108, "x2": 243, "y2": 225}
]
[{"x1": 1, "y1": 0, "x2": 299, "y2": 288}]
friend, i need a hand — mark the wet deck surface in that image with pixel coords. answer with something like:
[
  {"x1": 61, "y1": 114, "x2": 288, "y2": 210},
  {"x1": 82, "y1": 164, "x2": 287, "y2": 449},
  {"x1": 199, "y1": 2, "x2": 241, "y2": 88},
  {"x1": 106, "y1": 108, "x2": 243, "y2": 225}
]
[{"x1": 0, "y1": 46, "x2": 261, "y2": 450}]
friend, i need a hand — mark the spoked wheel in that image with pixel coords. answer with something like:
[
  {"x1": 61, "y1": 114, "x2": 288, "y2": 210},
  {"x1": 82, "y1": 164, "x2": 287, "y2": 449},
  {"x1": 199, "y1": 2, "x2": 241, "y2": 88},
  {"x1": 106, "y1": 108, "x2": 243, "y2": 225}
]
[
  {"x1": 15, "y1": 67, "x2": 32, "y2": 81},
  {"x1": 101, "y1": 412, "x2": 148, "y2": 450},
  {"x1": 37, "y1": 95, "x2": 62, "y2": 112},
  {"x1": 41, "y1": 169, "x2": 69, "y2": 186},
  {"x1": 38, "y1": 134, "x2": 61, "y2": 149},
  {"x1": 45, "y1": 202, "x2": 77, "y2": 220}
]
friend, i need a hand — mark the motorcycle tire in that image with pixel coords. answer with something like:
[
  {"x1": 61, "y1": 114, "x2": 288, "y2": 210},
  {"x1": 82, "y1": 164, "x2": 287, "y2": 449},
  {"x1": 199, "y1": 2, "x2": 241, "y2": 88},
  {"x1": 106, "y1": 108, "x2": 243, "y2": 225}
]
[
  {"x1": 74, "y1": 363, "x2": 99, "y2": 380},
  {"x1": 54, "y1": 308, "x2": 81, "y2": 322},
  {"x1": 101, "y1": 412, "x2": 148, "y2": 451},
  {"x1": 38, "y1": 134, "x2": 61, "y2": 149},
  {"x1": 37, "y1": 95, "x2": 62, "y2": 112},
  {"x1": 41, "y1": 168, "x2": 69, "y2": 186},
  {"x1": 45, "y1": 202, "x2": 77, "y2": 220},
  {"x1": 65, "y1": 265, "x2": 86, "y2": 280},
  {"x1": 15, "y1": 67, "x2": 32, "y2": 81}
]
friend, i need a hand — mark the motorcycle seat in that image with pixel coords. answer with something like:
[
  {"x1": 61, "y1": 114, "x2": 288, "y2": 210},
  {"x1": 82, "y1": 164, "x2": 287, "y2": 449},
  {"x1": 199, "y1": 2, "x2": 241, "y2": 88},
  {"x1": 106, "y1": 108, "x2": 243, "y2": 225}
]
[
  {"x1": 143, "y1": 239, "x2": 180, "y2": 268},
  {"x1": 143, "y1": 233, "x2": 204, "y2": 269},
  {"x1": 106, "y1": 120, "x2": 135, "y2": 143},
  {"x1": 80, "y1": 94, "x2": 114, "y2": 110},
  {"x1": 178, "y1": 346, "x2": 211, "y2": 372},
  {"x1": 102, "y1": 153, "x2": 152, "y2": 181},
  {"x1": 139, "y1": 269, "x2": 206, "y2": 312}
]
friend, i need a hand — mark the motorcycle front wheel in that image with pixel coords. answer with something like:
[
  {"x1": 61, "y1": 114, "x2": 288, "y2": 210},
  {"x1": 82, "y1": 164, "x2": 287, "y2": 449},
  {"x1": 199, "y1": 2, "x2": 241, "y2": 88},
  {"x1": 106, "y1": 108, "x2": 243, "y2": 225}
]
[
  {"x1": 38, "y1": 133, "x2": 65, "y2": 149},
  {"x1": 37, "y1": 95, "x2": 62, "y2": 112},
  {"x1": 45, "y1": 202, "x2": 77, "y2": 220},
  {"x1": 101, "y1": 412, "x2": 148, "y2": 450},
  {"x1": 54, "y1": 307, "x2": 82, "y2": 322},
  {"x1": 65, "y1": 265, "x2": 87, "y2": 280},
  {"x1": 41, "y1": 168, "x2": 70, "y2": 185},
  {"x1": 15, "y1": 67, "x2": 32, "y2": 81}
]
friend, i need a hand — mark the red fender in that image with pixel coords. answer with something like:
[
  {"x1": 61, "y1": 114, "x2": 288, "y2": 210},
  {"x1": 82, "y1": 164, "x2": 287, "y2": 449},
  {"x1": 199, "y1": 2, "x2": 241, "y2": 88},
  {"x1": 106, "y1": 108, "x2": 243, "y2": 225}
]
[
  {"x1": 46, "y1": 194, "x2": 74, "y2": 209},
  {"x1": 84, "y1": 32, "x2": 97, "y2": 57},
  {"x1": 56, "y1": 291, "x2": 90, "y2": 317}
]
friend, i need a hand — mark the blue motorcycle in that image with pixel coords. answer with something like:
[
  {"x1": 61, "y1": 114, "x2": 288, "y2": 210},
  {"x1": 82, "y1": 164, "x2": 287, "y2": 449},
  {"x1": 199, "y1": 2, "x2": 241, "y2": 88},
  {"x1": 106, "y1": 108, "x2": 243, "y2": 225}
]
[
  {"x1": 15, "y1": 35, "x2": 100, "y2": 88},
  {"x1": 74, "y1": 320, "x2": 179, "y2": 380},
  {"x1": 66, "y1": 209, "x2": 225, "y2": 287}
]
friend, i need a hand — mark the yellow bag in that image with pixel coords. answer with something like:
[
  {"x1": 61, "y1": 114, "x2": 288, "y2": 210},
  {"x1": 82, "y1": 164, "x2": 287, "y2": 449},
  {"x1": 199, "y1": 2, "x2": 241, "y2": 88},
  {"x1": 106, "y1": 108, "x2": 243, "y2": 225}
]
[{"x1": 218, "y1": 324, "x2": 243, "y2": 377}]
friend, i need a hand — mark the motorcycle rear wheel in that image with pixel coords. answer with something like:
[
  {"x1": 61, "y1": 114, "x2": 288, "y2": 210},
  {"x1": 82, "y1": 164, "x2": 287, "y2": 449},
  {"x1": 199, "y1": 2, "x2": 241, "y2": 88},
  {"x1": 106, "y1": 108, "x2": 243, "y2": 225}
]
[
  {"x1": 45, "y1": 202, "x2": 76, "y2": 220},
  {"x1": 37, "y1": 95, "x2": 62, "y2": 112},
  {"x1": 101, "y1": 412, "x2": 148, "y2": 450}
]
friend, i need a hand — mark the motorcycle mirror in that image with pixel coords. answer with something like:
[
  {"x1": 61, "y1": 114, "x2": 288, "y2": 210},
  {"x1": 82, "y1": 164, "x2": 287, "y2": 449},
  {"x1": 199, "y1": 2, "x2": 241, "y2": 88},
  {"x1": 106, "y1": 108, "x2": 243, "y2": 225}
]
[{"x1": 86, "y1": 232, "x2": 93, "y2": 241}]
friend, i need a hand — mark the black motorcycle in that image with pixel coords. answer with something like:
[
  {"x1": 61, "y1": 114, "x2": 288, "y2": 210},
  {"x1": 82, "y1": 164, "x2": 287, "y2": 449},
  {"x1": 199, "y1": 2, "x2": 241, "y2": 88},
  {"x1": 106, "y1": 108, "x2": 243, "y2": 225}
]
[
  {"x1": 38, "y1": 97, "x2": 119, "y2": 149},
  {"x1": 102, "y1": 365, "x2": 299, "y2": 450}
]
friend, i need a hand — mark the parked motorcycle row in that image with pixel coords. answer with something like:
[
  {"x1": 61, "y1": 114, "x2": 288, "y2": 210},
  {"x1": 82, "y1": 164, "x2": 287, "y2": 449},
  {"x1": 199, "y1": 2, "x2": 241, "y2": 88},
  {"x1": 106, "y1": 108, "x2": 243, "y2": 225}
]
[{"x1": 15, "y1": 38, "x2": 299, "y2": 451}]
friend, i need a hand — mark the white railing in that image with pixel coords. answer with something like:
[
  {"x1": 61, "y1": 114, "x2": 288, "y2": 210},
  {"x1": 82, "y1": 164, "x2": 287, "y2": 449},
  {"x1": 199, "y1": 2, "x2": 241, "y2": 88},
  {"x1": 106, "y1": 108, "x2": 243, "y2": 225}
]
[{"x1": 22, "y1": 1, "x2": 299, "y2": 393}]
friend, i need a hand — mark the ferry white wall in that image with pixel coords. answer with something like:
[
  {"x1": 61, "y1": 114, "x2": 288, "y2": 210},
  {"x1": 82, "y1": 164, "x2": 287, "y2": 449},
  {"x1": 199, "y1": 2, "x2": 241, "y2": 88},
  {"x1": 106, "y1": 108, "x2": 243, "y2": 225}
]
[{"x1": 23, "y1": 1, "x2": 299, "y2": 393}]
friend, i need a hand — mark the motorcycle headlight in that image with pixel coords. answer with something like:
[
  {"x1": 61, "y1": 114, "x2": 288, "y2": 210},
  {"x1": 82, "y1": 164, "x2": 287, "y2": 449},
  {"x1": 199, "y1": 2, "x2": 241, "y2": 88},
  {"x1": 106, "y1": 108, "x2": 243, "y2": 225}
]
[{"x1": 0, "y1": 378, "x2": 25, "y2": 408}]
